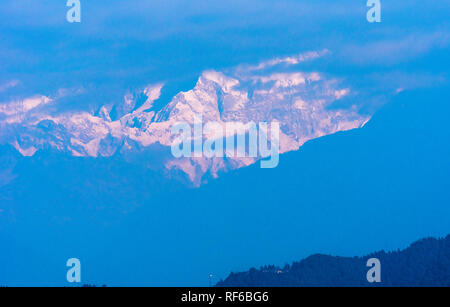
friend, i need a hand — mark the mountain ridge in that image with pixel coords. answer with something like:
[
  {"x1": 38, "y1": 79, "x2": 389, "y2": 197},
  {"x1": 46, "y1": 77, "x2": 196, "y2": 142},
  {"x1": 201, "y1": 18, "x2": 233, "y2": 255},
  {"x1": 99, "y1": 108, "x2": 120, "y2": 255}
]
[
  {"x1": 217, "y1": 235, "x2": 450, "y2": 287},
  {"x1": 0, "y1": 52, "x2": 371, "y2": 185}
]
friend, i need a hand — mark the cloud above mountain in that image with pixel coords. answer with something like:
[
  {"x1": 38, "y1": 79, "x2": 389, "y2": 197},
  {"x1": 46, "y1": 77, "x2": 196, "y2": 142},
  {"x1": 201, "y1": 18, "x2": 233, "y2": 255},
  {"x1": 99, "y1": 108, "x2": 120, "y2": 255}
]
[{"x1": 1, "y1": 1, "x2": 448, "y2": 109}]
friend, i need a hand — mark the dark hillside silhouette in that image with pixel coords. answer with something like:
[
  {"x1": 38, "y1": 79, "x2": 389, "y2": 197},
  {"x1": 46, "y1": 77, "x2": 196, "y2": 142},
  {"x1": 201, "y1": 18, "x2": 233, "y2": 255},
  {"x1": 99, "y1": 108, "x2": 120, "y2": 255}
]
[{"x1": 217, "y1": 235, "x2": 450, "y2": 286}]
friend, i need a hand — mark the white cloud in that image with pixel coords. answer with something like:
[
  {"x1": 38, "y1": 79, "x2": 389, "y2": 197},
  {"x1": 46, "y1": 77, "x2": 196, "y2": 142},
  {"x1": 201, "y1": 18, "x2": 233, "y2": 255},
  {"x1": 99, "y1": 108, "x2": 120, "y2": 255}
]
[
  {"x1": 0, "y1": 80, "x2": 20, "y2": 92},
  {"x1": 240, "y1": 50, "x2": 329, "y2": 72},
  {"x1": 334, "y1": 89, "x2": 350, "y2": 100},
  {"x1": 340, "y1": 31, "x2": 450, "y2": 66},
  {"x1": 0, "y1": 95, "x2": 52, "y2": 123}
]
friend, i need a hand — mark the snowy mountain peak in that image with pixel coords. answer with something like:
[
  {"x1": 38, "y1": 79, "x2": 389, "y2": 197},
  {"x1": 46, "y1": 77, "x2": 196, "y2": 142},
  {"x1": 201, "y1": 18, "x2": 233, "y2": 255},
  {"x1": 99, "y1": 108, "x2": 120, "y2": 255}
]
[{"x1": 0, "y1": 52, "x2": 371, "y2": 185}]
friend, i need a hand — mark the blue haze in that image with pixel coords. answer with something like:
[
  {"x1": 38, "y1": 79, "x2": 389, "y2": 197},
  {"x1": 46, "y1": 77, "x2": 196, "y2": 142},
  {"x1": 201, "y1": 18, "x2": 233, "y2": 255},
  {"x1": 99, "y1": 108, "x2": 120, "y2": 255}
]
[{"x1": 0, "y1": 1, "x2": 449, "y2": 286}]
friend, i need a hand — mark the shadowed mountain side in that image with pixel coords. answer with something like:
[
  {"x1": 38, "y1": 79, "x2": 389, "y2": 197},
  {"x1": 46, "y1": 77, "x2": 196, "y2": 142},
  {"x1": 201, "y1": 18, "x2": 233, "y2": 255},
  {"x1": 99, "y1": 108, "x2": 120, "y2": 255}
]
[
  {"x1": 217, "y1": 235, "x2": 450, "y2": 286},
  {"x1": 166, "y1": 86, "x2": 450, "y2": 285},
  {"x1": 0, "y1": 87, "x2": 449, "y2": 286},
  {"x1": 0, "y1": 145, "x2": 21, "y2": 187}
]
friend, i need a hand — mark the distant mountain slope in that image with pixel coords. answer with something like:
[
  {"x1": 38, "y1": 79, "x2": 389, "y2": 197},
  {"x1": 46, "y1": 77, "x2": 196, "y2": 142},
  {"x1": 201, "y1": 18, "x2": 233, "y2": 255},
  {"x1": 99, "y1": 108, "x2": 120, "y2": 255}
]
[
  {"x1": 1, "y1": 87, "x2": 449, "y2": 286},
  {"x1": 217, "y1": 235, "x2": 450, "y2": 286},
  {"x1": 0, "y1": 144, "x2": 21, "y2": 187},
  {"x1": 0, "y1": 51, "x2": 370, "y2": 184}
]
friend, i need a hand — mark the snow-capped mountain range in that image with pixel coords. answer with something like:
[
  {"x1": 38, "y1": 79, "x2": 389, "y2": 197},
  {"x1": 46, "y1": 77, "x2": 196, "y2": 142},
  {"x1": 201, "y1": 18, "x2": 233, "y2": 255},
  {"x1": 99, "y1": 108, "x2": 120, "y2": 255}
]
[{"x1": 0, "y1": 51, "x2": 370, "y2": 185}]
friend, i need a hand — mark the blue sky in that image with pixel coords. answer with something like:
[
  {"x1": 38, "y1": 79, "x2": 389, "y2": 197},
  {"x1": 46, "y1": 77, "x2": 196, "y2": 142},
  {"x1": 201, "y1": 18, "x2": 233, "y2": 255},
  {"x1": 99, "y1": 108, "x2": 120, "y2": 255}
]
[{"x1": 0, "y1": 0, "x2": 449, "y2": 113}]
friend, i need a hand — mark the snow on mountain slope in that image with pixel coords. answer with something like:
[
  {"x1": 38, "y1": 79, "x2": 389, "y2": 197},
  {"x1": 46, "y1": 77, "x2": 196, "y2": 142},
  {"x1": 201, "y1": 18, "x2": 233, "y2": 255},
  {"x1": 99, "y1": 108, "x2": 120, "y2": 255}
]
[{"x1": 0, "y1": 51, "x2": 370, "y2": 185}]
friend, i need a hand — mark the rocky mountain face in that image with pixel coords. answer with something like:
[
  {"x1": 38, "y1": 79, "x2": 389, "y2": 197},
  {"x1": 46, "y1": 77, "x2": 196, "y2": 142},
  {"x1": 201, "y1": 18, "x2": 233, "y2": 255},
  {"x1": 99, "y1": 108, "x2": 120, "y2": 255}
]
[{"x1": 0, "y1": 52, "x2": 370, "y2": 185}]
